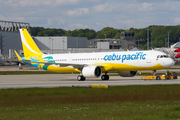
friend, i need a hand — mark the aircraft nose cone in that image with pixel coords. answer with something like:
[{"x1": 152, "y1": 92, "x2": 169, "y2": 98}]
[
  {"x1": 171, "y1": 60, "x2": 175, "y2": 66},
  {"x1": 166, "y1": 59, "x2": 175, "y2": 67}
]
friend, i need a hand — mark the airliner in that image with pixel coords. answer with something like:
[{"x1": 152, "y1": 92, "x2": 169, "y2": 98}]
[{"x1": 14, "y1": 28, "x2": 175, "y2": 81}]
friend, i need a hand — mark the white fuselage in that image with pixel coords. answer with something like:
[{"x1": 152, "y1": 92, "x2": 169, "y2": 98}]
[{"x1": 42, "y1": 50, "x2": 174, "y2": 71}]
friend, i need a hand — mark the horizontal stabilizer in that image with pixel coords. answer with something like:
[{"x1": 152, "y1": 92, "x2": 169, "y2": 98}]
[
  {"x1": 2, "y1": 58, "x2": 31, "y2": 63},
  {"x1": 14, "y1": 50, "x2": 22, "y2": 61},
  {"x1": 13, "y1": 50, "x2": 32, "y2": 63}
]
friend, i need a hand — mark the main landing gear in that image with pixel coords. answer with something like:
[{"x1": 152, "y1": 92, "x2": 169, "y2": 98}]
[
  {"x1": 77, "y1": 73, "x2": 109, "y2": 81},
  {"x1": 101, "y1": 74, "x2": 109, "y2": 80},
  {"x1": 77, "y1": 75, "x2": 86, "y2": 81}
]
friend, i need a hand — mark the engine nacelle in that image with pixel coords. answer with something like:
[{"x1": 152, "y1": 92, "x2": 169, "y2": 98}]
[
  {"x1": 117, "y1": 71, "x2": 137, "y2": 77},
  {"x1": 82, "y1": 66, "x2": 102, "y2": 78}
]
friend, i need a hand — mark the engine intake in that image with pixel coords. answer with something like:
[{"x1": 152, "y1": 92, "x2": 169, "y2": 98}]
[
  {"x1": 117, "y1": 71, "x2": 137, "y2": 77},
  {"x1": 82, "y1": 66, "x2": 102, "y2": 78}
]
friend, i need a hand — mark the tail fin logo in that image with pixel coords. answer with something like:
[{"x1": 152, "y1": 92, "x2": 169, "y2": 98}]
[
  {"x1": 20, "y1": 29, "x2": 43, "y2": 57},
  {"x1": 20, "y1": 29, "x2": 40, "y2": 54}
]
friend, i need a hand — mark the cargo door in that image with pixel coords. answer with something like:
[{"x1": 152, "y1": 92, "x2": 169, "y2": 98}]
[{"x1": 146, "y1": 53, "x2": 152, "y2": 63}]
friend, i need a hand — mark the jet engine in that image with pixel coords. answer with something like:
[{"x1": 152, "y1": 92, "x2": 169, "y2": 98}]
[
  {"x1": 82, "y1": 66, "x2": 102, "y2": 78},
  {"x1": 117, "y1": 71, "x2": 137, "y2": 77}
]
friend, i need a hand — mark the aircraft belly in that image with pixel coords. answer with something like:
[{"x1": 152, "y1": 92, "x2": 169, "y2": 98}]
[{"x1": 109, "y1": 63, "x2": 168, "y2": 71}]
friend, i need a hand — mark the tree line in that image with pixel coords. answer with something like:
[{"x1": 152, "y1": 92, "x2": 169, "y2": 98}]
[{"x1": 30, "y1": 25, "x2": 180, "y2": 50}]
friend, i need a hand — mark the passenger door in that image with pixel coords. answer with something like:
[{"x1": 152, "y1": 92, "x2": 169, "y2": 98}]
[{"x1": 146, "y1": 53, "x2": 152, "y2": 63}]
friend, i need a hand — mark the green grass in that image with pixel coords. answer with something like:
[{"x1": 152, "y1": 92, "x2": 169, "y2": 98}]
[
  {"x1": 1, "y1": 85, "x2": 180, "y2": 119},
  {"x1": 1, "y1": 101, "x2": 180, "y2": 120}
]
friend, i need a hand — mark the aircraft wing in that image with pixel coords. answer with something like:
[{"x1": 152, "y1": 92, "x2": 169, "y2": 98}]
[
  {"x1": 44, "y1": 62, "x2": 86, "y2": 68},
  {"x1": 33, "y1": 62, "x2": 104, "y2": 69}
]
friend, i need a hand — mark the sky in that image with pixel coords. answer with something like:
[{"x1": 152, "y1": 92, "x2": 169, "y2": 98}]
[{"x1": 1, "y1": 0, "x2": 180, "y2": 31}]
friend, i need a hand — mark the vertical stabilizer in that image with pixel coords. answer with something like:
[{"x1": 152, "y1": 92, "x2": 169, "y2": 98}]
[{"x1": 19, "y1": 29, "x2": 43, "y2": 59}]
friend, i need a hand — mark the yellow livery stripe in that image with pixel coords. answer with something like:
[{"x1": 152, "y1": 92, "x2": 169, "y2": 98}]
[
  {"x1": 42, "y1": 65, "x2": 80, "y2": 73},
  {"x1": 93, "y1": 63, "x2": 168, "y2": 72}
]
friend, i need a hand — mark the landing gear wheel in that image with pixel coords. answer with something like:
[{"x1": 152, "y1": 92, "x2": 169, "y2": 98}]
[
  {"x1": 77, "y1": 75, "x2": 86, "y2": 81},
  {"x1": 82, "y1": 76, "x2": 86, "y2": 81},
  {"x1": 101, "y1": 75, "x2": 109, "y2": 81},
  {"x1": 101, "y1": 75, "x2": 105, "y2": 80},
  {"x1": 156, "y1": 76, "x2": 161, "y2": 80},
  {"x1": 77, "y1": 75, "x2": 81, "y2": 81},
  {"x1": 106, "y1": 75, "x2": 109, "y2": 80}
]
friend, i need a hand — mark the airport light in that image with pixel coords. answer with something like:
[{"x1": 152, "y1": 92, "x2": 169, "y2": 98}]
[
  {"x1": 52, "y1": 39, "x2": 54, "y2": 54},
  {"x1": 146, "y1": 29, "x2": 149, "y2": 50},
  {"x1": 76, "y1": 37, "x2": 79, "y2": 53},
  {"x1": 62, "y1": 38, "x2": 65, "y2": 53},
  {"x1": 167, "y1": 32, "x2": 170, "y2": 48},
  {"x1": 165, "y1": 31, "x2": 171, "y2": 48},
  {"x1": 165, "y1": 37, "x2": 166, "y2": 47},
  {"x1": 49, "y1": 38, "x2": 54, "y2": 54},
  {"x1": 104, "y1": 34, "x2": 106, "y2": 39}
]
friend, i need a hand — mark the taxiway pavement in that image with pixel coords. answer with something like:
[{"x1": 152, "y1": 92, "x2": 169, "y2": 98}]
[{"x1": 0, "y1": 74, "x2": 180, "y2": 89}]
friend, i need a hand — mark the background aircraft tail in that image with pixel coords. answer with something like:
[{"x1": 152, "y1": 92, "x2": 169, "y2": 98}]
[{"x1": 19, "y1": 29, "x2": 43, "y2": 59}]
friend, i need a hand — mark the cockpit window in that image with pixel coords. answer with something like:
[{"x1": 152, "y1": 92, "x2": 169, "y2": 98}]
[
  {"x1": 164, "y1": 55, "x2": 169, "y2": 58},
  {"x1": 157, "y1": 55, "x2": 169, "y2": 58}
]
